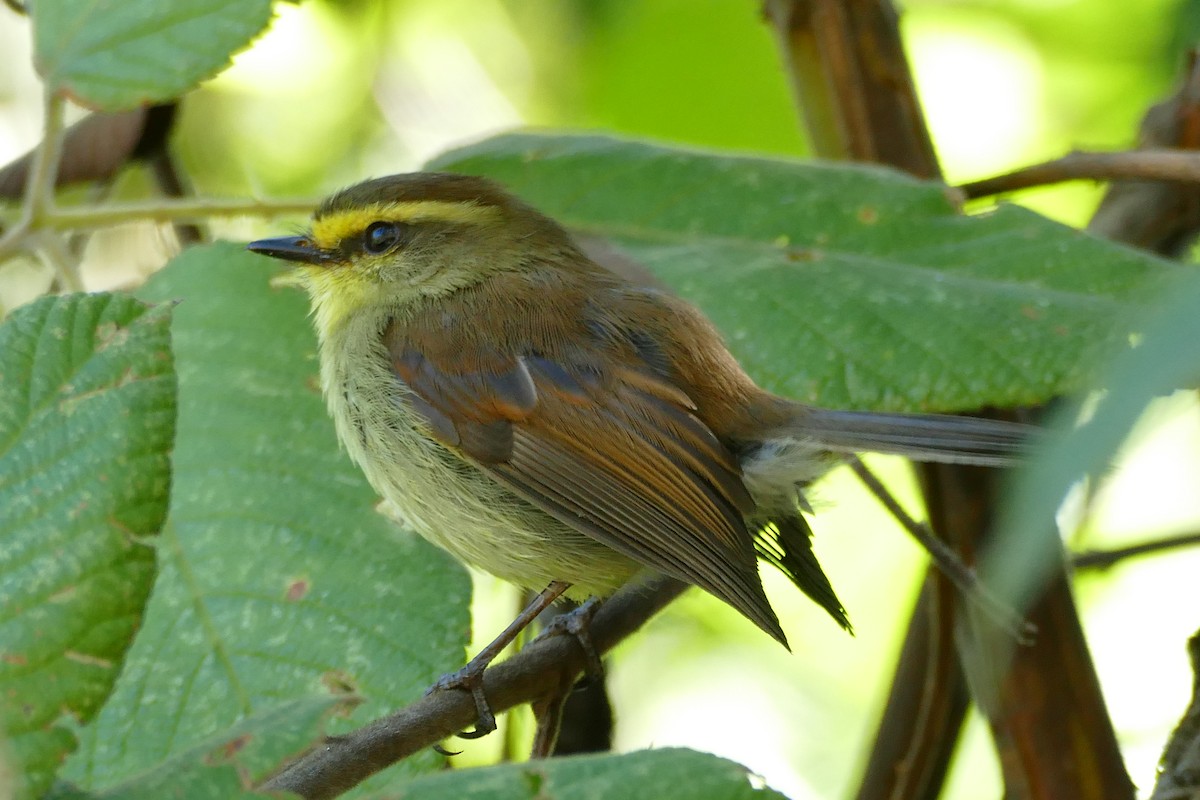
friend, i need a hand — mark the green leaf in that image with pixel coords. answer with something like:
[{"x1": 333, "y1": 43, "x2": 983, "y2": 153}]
[
  {"x1": 60, "y1": 243, "x2": 470, "y2": 796},
  {"x1": 985, "y1": 269, "x2": 1200, "y2": 609},
  {"x1": 431, "y1": 133, "x2": 1168, "y2": 413},
  {"x1": 64, "y1": 694, "x2": 342, "y2": 800},
  {"x1": 32, "y1": 0, "x2": 273, "y2": 111},
  {"x1": 388, "y1": 748, "x2": 787, "y2": 800},
  {"x1": 0, "y1": 293, "x2": 175, "y2": 800}
]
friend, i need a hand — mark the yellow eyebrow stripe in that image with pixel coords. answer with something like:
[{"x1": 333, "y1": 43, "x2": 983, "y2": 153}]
[{"x1": 310, "y1": 200, "x2": 502, "y2": 250}]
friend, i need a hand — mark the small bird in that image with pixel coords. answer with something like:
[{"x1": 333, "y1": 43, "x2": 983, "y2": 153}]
[{"x1": 247, "y1": 172, "x2": 1027, "y2": 736}]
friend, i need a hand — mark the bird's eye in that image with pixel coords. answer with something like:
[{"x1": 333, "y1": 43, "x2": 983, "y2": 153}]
[{"x1": 363, "y1": 221, "x2": 405, "y2": 254}]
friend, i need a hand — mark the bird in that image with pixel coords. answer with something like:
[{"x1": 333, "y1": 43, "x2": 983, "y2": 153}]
[{"x1": 247, "y1": 171, "x2": 1028, "y2": 737}]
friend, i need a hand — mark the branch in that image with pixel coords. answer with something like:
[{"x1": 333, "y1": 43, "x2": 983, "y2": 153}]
[
  {"x1": 23, "y1": 90, "x2": 67, "y2": 224},
  {"x1": 0, "y1": 197, "x2": 314, "y2": 265},
  {"x1": 44, "y1": 197, "x2": 316, "y2": 231},
  {"x1": 1073, "y1": 532, "x2": 1200, "y2": 571},
  {"x1": 847, "y1": 457, "x2": 1032, "y2": 641},
  {"x1": 34, "y1": 229, "x2": 83, "y2": 293},
  {"x1": 258, "y1": 576, "x2": 687, "y2": 800},
  {"x1": 0, "y1": 95, "x2": 314, "y2": 267},
  {"x1": 0, "y1": 90, "x2": 66, "y2": 262},
  {"x1": 1088, "y1": 50, "x2": 1200, "y2": 257},
  {"x1": 959, "y1": 149, "x2": 1200, "y2": 200},
  {"x1": 761, "y1": 0, "x2": 940, "y2": 178}
]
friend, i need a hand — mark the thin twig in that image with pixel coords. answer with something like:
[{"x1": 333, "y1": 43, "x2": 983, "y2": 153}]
[
  {"x1": 44, "y1": 197, "x2": 316, "y2": 231},
  {"x1": 0, "y1": 93, "x2": 308, "y2": 264},
  {"x1": 0, "y1": 91, "x2": 68, "y2": 265},
  {"x1": 1088, "y1": 53, "x2": 1200, "y2": 257},
  {"x1": 0, "y1": 197, "x2": 314, "y2": 265},
  {"x1": 35, "y1": 230, "x2": 84, "y2": 292},
  {"x1": 24, "y1": 90, "x2": 67, "y2": 226},
  {"x1": 959, "y1": 149, "x2": 1200, "y2": 200},
  {"x1": 846, "y1": 456, "x2": 1034, "y2": 642},
  {"x1": 258, "y1": 576, "x2": 687, "y2": 800},
  {"x1": 0, "y1": 219, "x2": 30, "y2": 264},
  {"x1": 0, "y1": 98, "x2": 309, "y2": 267},
  {"x1": 1073, "y1": 532, "x2": 1200, "y2": 571}
]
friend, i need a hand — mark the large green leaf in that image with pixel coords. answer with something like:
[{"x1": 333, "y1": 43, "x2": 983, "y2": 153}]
[
  {"x1": 60, "y1": 244, "x2": 470, "y2": 795},
  {"x1": 47, "y1": 695, "x2": 343, "y2": 800},
  {"x1": 32, "y1": 0, "x2": 273, "y2": 111},
  {"x1": 0, "y1": 294, "x2": 175, "y2": 800},
  {"x1": 432, "y1": 133, "x2": 1168, "y2": 412},
  {"x1": 389, "y1": 748, "x2": 787, "y2": 800}
]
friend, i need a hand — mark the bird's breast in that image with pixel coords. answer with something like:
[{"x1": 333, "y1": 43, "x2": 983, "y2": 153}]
[{"x1": 315, "y1": 311, "x2": 639, "y2": 596}]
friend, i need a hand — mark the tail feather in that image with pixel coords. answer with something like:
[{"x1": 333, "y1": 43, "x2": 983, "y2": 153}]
[
  {"x1": 745, "y1": 407, "x2": 1030, "y2": 634},
  {"x1": 755, "y1": 515, "x2": 851, "y2": 631},
  {"x1": 791, "y1": 408, "x2": 1033, "y2": 467}
]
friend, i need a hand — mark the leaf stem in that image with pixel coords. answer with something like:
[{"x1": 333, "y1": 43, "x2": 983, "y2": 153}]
[
  {"x1": 35, "y1": 230, "x2": 84, "y2": 292},
  {"x1": 45, "y1": 197, "x2": 316, "y2": 231},
  {"x1": 24, "y1": 89, "x2": 67, "y2": 226},
  {"x1": 0, "y1": 89, "x2": 68, "y2": 265},
  {"x1": 0, "y1": 89, "x2": 315, "y2": 268}
]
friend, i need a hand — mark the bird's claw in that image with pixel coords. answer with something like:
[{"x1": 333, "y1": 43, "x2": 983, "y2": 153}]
[
  {"x1": 427, "y1": 663, "x2": 498, "y2": 751},
  {"x1": 534, "y1": 597, "x2": 604, "y2": 684},
  {"x1": 425, "y1": 583, "x2": 584, "y2": 755}
]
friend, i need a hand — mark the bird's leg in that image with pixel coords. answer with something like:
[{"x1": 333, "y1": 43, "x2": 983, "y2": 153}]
[
  {"x1": 527, "y1": 597, "x2": 604, "y2": 759},
  {"x1": 529, "y1": 684, "x2": 570, "y2": 758},
  {"x1": 429, "y1": 579, "x2": 571, "y2": 742},
  {"x1": 534, "y1": 596, "x2": 604, "y2": 684}
]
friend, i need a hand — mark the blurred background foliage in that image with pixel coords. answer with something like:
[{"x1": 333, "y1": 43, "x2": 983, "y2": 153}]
[{"x1": 3, "y1": 1, "x2": 1200, "y2": 798}]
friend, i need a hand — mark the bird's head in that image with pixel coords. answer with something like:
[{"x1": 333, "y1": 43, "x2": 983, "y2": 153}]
[{"x1": 248, "y1": 172, "x2": 577, "y2": 338}]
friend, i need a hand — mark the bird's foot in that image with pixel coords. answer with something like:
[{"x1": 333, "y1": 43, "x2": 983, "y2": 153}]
[
  {"x1": 425, "y1": 580, "x2": 574, "y2": 756},
  {"x1": 426, "y1": 661, "x2": 496, "y2": 753},
  {"x1": 534, "y1": 597, "x2": 604, "y2": 684}
]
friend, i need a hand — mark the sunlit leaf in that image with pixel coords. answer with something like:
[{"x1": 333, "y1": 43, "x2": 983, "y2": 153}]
[{"x1": 32, "y1": 0, "x2": 273, "y2": 111}]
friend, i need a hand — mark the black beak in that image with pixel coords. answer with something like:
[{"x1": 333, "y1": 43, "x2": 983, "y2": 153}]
[{"x1": 246, "y1": 236, "x2": 332, "y2": 266}]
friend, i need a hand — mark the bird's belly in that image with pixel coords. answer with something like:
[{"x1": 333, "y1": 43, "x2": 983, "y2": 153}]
[{"x1": 326, "y1": 354, "x2": 637, "y2": 597}]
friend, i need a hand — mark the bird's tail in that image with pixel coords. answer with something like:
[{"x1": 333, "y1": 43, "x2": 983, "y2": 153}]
[{"x1": 787, "y1": 407, "x2": 1033, "y2": 468}]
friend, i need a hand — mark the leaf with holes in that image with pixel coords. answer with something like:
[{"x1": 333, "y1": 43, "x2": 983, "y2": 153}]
[
  {"x1": 432, "y1": 133, "x2": 1169, "y2": 413},
  {"x1": 0, "y1": 293, "x2": 175, "y2": 799}
]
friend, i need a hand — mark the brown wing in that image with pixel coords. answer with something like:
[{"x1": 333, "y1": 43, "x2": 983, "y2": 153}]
[{"x1": 385, "y1": 306, "x2": 786, "y2": 646}]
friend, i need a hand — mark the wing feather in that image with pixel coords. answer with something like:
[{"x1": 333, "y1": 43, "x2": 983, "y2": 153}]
[
  {"x1": 385, "y1": 317, "x2": 785, "y2": 645},
  {"x1": 496, "y1": 428, "x2": 782, "y2": 639}
]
